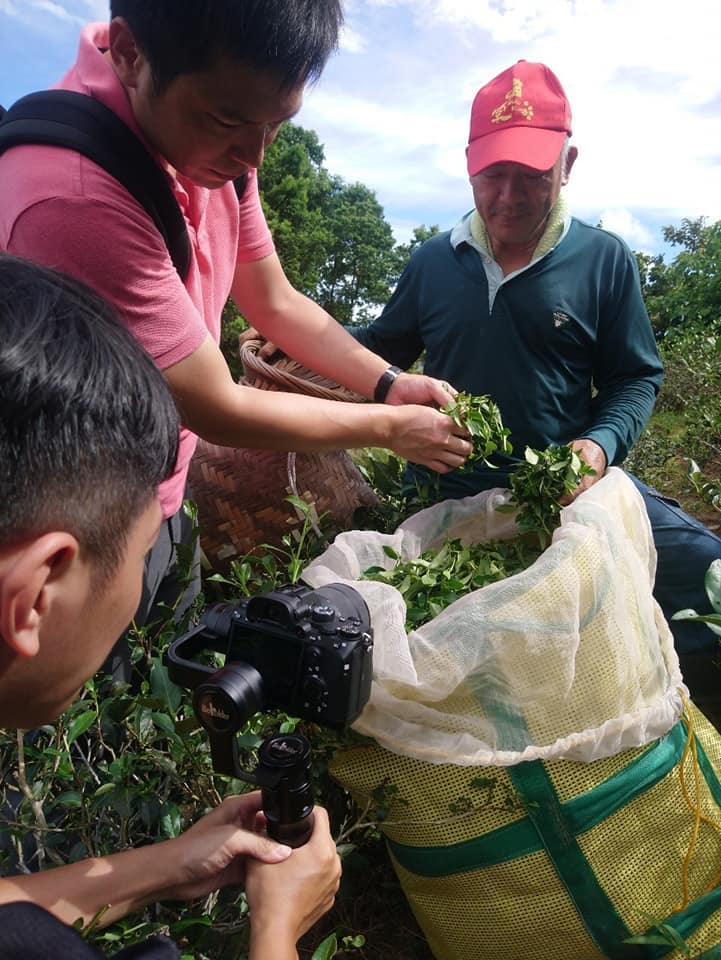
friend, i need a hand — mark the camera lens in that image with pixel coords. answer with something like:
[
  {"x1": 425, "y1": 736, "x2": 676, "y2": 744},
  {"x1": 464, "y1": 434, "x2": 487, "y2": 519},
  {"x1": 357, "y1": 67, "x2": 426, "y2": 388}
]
[{"x1": 193, "y1": 663, "x2": 264, "y2": 734}]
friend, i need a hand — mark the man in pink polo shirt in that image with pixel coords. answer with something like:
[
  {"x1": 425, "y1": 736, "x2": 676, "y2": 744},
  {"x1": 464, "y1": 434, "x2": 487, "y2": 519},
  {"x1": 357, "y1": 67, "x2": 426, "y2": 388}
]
[{"x1": 0, "y1": 1, "x2": 471, "y2": 670}]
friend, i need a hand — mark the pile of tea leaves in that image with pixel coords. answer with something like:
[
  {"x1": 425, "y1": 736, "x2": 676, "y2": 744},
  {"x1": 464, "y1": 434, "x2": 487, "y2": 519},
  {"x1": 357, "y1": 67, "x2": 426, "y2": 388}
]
[
  {"x1": 361, "y1": 536, "x2": 543, "y2": 631},
  {"x1": 362, "y1": 396, "x2": 595, "y2": 629},
  {"x1": 442, "y1": 392, "x2": 512, "y2": 466},
  {"x1": 499, "y1": 444, "x2": 596, "y2": 548}
]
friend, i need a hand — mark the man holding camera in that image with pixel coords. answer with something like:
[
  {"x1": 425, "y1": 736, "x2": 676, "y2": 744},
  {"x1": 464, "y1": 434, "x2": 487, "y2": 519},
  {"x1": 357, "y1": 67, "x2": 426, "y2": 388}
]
[
  {"x1": 0, "y1": 255, "x2": 341, "y2": 960},
  {"x1": 0, "y1": 0, "x2": 471, "y2": 668}
]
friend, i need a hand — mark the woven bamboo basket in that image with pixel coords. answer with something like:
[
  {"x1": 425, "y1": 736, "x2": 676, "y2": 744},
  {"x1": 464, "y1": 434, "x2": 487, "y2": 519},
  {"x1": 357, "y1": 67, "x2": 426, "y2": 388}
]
[{"x1": 188, "y1": 331, "x2": 379, "y2": 569}]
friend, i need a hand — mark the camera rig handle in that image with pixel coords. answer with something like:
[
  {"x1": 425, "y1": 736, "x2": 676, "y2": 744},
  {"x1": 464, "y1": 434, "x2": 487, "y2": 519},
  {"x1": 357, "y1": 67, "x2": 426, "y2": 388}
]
[{"x1": 165, "y1": 625, "x2": 315, "y2": 847}]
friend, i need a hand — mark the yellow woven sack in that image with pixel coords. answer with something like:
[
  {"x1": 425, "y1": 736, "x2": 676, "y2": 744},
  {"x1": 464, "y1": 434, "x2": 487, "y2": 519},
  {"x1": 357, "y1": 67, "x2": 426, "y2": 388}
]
[
  {"x1": 331, "y1": 703, "x2": 721, "y2": 960},
  {"x1": 300, "y1": 469, "x2": 721, "y2": 958}
]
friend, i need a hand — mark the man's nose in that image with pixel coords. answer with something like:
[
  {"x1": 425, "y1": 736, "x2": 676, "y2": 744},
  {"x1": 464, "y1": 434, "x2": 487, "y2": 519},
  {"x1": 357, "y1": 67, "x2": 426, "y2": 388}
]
[
  {"x1": 228, "y1": 128, "x2": 267, "y2": 169},
  {"x1": 497, "y1": 175, "x2": 525, "y2": 201}
]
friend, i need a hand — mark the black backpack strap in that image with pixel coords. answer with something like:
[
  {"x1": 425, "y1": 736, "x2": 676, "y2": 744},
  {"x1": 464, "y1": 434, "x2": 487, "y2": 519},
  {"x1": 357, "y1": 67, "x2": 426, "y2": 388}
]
[
  {"x1": 233, "y1": 172, "x2": 249, "y2": 200},
  {"x1": 0, "y1": 90, "x2": 191, "y2": 280}
]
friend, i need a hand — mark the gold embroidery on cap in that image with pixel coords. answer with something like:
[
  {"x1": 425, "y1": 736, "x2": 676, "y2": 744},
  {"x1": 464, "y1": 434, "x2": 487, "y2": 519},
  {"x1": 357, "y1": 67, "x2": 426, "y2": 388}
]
[{"x1": 491, "y1": 78, "x2": 534, "y2": 124}]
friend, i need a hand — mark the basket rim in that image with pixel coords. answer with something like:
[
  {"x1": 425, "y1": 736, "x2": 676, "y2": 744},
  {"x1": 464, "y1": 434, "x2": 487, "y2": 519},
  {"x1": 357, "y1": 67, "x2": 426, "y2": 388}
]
[{"x1": 238, "y1": 331, "x2": 365, "y2": 402}]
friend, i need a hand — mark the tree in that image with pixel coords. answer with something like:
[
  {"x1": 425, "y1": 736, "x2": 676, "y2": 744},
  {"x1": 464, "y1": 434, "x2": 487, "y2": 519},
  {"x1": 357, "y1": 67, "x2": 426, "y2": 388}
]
[
  {"x1": 257, "y1": 123, "x2": 333, "y2": 295},
  {"x1": 638, "y1": 217, "x2": 721, "y2": 337},
  {"x1": 221, "y1": 121, "x2": 438, "y2": 370},
  {"x1": 257, "y1": 123, "x2": 405, "y2": 326},
  {"x1": 316, "y1": 180, "x2": 400, "y2": 325},
  {"x1": 394, "y1": 223, "x2": 440, "y2": 268}
]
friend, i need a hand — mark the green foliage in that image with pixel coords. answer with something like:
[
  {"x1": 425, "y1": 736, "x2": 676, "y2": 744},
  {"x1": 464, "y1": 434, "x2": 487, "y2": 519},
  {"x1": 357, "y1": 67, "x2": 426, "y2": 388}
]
[
  {"x1": 624, "y1": 328, "x2": 721, "y2": 495},
  {"x1": 361, "y1": 536, "x2": 541, "y2": 631},
  {"x1": 7, "y1": 297, "x2": 721, "y2": 958},
  {"x1": 499, "y1": 445, "x2": 595, "y2": 549},
  {"x1": 219, "y1": 299, "x2": 249, "y2": 383},
  {"x1": 624, "y1": 912, "x2": 691, "y2": 956},
  {"x1": 393, "y1": 224, "x2": 440, "y2": 266},
  {"x1": 637, "y1": 217, "x2": 721, "y2": 338},
  {"x1": 351, "y1": 447, "x2": 439, "y2": 534},
  {"x1": 257, "y1": 122, "x2": 403, "y2": 326},
  {"x1": 0, "y1": 648, "x2": 257, "y2": 956},
  {"x1": 672, "y1": 558, "x2": 721, "y2": 636},
  {"x1": 687, "y1": 458, "x2": 721, "y2": 513},
  {"x1": 258, "y1": 124, "x2": 333, "y2": 296},
  {"x1": 219, "y1": 121, "x2": 443, "y2": 375},
  {"x1": 207, "y1": 495, "x2": 329, "y2": 597},
  {"x1": 315, "y1": 180, "x2": 400, "y2": 325},
  {"x1": 441, "y1": 392, "x2": 513, "y2": 466}
]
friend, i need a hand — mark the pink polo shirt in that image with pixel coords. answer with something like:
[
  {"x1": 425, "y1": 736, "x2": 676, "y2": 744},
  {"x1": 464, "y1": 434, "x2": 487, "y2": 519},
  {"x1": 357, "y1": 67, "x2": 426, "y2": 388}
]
[{"x1": 0, "y1": 23, "x2": 275, "y2": 518}]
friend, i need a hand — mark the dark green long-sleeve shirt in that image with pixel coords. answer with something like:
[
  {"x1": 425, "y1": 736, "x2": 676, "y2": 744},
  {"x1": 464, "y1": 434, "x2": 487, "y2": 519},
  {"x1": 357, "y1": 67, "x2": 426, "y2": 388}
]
[{"x1": 352, "y1": 215, "x2": 663, "y2": 500}]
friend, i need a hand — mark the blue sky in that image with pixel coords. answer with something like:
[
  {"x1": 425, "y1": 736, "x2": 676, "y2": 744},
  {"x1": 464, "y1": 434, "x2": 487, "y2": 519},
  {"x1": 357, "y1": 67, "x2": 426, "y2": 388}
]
[{"x1": 2, "y1": 0, "x2": 720, "y2": 258}]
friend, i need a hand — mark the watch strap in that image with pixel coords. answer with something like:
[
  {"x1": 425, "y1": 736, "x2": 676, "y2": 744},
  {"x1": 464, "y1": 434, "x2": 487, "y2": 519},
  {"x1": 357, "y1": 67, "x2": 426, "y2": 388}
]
[{"x1": 373, "y1": 365, "x2": 402, "y2": 403}]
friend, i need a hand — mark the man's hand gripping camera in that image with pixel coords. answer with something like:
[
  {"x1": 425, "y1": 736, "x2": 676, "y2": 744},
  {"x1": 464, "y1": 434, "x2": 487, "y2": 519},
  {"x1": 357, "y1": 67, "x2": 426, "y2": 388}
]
[{"x1": 166, "y1": 583, "x2": 373, "y2": 847}]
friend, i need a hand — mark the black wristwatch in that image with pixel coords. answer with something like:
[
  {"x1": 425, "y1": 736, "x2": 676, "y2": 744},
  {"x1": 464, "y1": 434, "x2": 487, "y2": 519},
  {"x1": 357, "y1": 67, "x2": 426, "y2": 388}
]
[{"x1": 373, "y1": 365, "x2": 402, "y2": 403}]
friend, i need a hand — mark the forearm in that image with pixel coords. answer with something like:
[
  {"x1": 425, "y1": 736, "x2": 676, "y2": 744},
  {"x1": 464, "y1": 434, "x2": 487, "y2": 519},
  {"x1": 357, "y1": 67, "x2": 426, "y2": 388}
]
[
  {"x1": 0, "y1": 840, "x2": 180, "y2": 928},
  {"x1": 249, "y1": 924, "x2": 299, "y2": 960},
  {"x1": 167, "y1": 337, "x2": 470, "y2": 471},
  {"x1": 587, "y1": 378, "x2": 659, "y2": 465},
  {"x1": 182, "y1": 381, "x2": 397, "y2": 451}
]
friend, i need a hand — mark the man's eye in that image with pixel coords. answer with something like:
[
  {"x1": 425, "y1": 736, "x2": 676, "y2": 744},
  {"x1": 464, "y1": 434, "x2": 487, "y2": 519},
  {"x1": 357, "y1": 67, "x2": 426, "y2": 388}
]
[{"x1": 209, "y1": 114, "x2": 240, "y2": 129}]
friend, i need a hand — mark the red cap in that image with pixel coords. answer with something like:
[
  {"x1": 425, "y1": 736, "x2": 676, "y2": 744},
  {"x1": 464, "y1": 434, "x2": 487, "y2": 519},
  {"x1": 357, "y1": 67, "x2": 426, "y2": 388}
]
[{"x1": 466, "y1": 61, "x2": 572, "y2": 176}]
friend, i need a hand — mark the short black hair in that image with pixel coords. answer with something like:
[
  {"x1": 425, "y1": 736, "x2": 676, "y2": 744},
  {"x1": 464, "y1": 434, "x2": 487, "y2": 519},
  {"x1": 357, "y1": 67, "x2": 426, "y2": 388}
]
[
  {"x1": 0, "y1": 255, "x2": 179, "y2": 581},
  {"x1": 109, "y1": 0, "x2": 344, "y2": 92}
]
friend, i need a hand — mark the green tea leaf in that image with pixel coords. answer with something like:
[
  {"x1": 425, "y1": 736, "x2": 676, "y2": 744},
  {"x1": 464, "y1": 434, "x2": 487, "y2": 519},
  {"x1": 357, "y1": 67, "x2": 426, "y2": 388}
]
[
  {"x1": 311, "y1": 932, "x2": 338, "y2": 960},
  {"x1": 705, "y1": 558, "x2": 721, "y2": 614},
  {"x1": 66, "y1": 711, "x2": 96, "y2": 745}
]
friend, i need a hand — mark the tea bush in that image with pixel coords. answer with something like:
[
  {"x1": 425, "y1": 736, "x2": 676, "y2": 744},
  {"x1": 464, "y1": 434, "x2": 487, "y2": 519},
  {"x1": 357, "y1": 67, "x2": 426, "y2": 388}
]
[{"x1": 3, "y1": 322, "x2": 721, "y2": 959}]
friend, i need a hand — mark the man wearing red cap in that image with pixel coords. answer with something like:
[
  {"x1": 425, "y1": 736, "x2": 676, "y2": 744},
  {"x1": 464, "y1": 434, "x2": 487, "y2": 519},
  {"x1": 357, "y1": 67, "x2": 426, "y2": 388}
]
[{"x1": 352, "y1": 60, "x2": 721, "y2": 714}]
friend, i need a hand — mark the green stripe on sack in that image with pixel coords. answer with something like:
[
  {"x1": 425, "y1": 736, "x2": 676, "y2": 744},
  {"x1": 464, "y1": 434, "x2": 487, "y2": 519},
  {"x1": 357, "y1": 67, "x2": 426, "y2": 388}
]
[
  {"x1": 506, "y1": 759, "x2": 634, "y2": 958},
  {"x1": 637, "y1": 730, "x2": 721, "y2": 959},
  {"x1": 695, "y1": 735, "x2": 721, "y2": 808},
  {"x1": 636, "y1": 886, "x2": 721, "y2": 959},
  {"x1": 387, "y1": 721, "x2": 686, "y2": 876}
]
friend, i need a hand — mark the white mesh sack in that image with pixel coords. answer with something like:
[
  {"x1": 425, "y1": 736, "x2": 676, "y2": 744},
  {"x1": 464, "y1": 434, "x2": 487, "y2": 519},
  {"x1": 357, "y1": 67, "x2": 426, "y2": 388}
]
[{"x1": 302, "y1": 468, "x2": 686, "y2": 766}]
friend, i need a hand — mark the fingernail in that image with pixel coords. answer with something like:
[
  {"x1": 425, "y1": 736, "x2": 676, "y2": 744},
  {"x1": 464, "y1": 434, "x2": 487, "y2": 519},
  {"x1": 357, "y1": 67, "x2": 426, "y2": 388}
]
[{"x1": 272, "y1": 844, "x2": 293, "y2": 858}]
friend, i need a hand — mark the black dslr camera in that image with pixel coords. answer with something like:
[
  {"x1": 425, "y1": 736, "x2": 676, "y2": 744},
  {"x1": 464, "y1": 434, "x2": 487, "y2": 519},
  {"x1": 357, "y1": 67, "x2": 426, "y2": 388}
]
[{"x1": 166, "y1": 582, "x2": 373, "y2": 847}]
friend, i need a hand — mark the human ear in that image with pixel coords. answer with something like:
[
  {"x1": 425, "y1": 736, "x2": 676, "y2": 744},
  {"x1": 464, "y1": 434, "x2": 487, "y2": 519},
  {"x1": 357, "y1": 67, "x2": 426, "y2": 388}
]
[
  {"x1": 562, "y1": 146, "x2": 579, "y2": 185},
  {"x1": 0, "y1": 533, "x2": 79, "y2": 659},
  {"x1": 108, "y1": 17, "x2": 145, "y2": 89}
]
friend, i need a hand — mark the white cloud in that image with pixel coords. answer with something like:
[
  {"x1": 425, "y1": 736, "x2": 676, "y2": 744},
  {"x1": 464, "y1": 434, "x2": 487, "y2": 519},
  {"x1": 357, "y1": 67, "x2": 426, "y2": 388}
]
[
  {"x1": 29, "y1": 0, "x2": 85, "y2": 23},
  {"x1": 596, "y1": 208, "x2": 656, "y2": 250},
  {"x1": 0, "y1": 0, "x2": 89, "y2": 25},
  {"x1": 339, "y1": 24, "x2": 367, "y2": 53}
]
